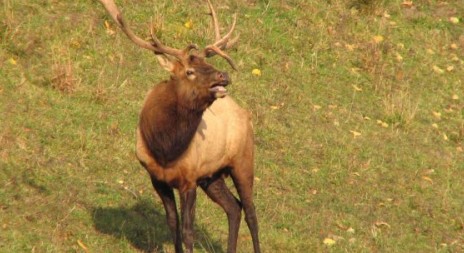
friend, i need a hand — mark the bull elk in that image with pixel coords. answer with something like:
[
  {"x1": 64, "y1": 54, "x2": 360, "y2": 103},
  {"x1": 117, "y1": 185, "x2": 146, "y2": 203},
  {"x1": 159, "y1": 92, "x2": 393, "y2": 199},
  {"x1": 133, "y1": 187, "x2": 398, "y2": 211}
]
[{"x1": 97, "y1": 0, "x2": 260, "y2": 252}]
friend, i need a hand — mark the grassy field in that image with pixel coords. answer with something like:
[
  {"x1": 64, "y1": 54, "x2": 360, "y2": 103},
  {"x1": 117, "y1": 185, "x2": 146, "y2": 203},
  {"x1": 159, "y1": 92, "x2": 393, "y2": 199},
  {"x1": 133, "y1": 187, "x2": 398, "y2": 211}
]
[{"x1": 1, "y1": 0, "x2": 463, "y2": 252}]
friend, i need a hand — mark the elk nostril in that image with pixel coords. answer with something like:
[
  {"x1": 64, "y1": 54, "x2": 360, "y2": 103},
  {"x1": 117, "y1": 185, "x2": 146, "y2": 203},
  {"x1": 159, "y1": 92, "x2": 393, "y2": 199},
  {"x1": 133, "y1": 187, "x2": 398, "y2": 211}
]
[{"x1": 218, "y1": 72, "x2": 229, "y2": 81}]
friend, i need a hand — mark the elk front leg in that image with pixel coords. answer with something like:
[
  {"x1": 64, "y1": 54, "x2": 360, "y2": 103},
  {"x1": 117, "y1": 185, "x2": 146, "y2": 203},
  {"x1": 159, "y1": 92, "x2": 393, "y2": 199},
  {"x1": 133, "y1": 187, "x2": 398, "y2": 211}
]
[
  {"x1": 180, "y1": 188, "x2": 197, "y2": 253},
  {"x1": 151, "y1": 176, "x2": 183, "y2": 253}
]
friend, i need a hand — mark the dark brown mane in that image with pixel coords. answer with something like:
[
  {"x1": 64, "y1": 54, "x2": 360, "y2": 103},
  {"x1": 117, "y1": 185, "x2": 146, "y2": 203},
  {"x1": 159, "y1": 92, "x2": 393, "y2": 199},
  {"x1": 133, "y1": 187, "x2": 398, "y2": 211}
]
[{"x1": 139, "y1": 79, "x2": 212, "y2": 167}]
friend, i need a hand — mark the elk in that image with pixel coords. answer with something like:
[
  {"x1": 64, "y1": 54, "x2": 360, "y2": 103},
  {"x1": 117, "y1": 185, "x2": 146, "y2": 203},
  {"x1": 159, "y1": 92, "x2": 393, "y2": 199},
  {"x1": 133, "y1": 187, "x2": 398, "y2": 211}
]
[{"x1": 97, "y1": 0, "x2": 260, "y2": 252}]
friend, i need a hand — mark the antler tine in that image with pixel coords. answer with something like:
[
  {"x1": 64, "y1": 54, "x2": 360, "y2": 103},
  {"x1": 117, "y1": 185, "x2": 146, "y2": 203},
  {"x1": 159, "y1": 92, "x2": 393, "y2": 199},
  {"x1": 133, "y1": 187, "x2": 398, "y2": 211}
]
[
  {"x1": 205, "y1": 45, "x2": 237, "y2": 70},
  {"x1": 206, "y1": 0, "x2": 221, "y2": 42},
  {"x1": 98, "y1": 0, "x2": 184, "y2": 59},
  {"x1": 203, "y1": 0, "x2": 239, "y2": 70},
  {"x1": 205, "y1": 0, "x2": 238, "y2": 50},
  {"x1": 213, "y1": 14, "x2": 237, "y2": 49},
  {"x1": 225, "y1": 34, "x2": 240, "y2": 50}
]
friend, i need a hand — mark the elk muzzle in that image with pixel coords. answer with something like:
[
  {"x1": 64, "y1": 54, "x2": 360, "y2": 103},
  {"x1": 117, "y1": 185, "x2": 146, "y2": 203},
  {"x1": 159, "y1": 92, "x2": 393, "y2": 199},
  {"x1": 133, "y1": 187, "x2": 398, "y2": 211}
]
[{"x1": 210, "y1": 71, "x2": 230, "y2": 98}]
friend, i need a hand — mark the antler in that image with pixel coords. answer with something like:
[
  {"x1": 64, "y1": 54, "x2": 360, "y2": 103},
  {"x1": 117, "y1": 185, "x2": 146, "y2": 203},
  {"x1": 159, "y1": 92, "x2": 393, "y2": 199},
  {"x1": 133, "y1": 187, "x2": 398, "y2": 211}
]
[
  {"x1": 98, "y1": 0, "x2": 238, "y2": 69},
  {"x1": 202, "y1": 0, "x2": 239, "y2": 70},
  {"x1": 98, "y1": 0, "x2": 190, "y2": 59}
]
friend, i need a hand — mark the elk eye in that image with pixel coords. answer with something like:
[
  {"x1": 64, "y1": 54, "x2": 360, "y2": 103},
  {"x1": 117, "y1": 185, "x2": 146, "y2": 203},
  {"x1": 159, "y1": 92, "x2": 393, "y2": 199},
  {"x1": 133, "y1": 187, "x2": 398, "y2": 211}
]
[
  {"x1": 186, "y1": 69, "x2": 195, "y2": 76},
  {"x1": 189, "y1": 55, "x2": 196, "y2": 62}
]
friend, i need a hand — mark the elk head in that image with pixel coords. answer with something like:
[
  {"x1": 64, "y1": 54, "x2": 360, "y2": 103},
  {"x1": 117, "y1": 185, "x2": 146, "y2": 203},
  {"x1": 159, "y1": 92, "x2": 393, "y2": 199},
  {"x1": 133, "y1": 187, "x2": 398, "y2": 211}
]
[{"x1": 98, "y1": 0, "x2": 239, "y2": 100}]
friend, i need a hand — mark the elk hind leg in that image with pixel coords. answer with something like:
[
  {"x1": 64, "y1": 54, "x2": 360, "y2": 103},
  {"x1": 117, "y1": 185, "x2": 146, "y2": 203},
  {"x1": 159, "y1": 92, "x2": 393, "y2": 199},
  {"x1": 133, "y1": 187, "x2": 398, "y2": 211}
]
[
  {"x1": 200, "y1": 176, "x2": 242, "y2": 253},
  {"x1": 231, "y1": 162, "x2": 261, "y2": 253}
]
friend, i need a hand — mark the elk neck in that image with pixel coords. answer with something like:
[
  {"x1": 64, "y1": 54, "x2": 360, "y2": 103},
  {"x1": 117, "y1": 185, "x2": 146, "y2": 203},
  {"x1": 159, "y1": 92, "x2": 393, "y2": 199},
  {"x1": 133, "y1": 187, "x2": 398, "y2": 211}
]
[{"x1": 139, "y1": 78, "x2": 216, "y2": 168}]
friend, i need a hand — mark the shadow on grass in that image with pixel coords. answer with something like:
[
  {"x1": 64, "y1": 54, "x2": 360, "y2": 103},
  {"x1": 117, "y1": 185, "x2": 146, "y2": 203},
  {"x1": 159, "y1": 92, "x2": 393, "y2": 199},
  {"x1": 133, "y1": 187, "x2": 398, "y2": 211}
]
[{"x1": 92, "y1": 198, "x2": 224, "y2": 252}]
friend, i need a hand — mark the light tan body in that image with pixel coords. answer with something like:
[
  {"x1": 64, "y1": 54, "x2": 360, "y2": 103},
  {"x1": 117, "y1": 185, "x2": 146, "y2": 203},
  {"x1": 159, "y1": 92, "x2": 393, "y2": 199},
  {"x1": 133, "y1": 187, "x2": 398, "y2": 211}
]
[{"x1": 136, "y1": 96, "x2": 253, "y2": 192}]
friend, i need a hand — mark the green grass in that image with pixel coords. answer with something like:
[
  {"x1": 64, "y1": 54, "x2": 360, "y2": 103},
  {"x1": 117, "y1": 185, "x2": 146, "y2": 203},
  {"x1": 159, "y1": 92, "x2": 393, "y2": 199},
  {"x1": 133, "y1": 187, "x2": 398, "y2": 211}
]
[{"x1": 1, "y1": 0, "x2": 463, "y2": 252}]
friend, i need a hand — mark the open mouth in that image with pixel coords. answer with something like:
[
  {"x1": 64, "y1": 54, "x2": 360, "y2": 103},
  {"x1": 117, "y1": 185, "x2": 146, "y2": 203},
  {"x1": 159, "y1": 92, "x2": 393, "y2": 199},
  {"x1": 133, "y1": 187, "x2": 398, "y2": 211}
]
[{"x1": 209, "y1": 81, "x2": 229, "y2": 98}]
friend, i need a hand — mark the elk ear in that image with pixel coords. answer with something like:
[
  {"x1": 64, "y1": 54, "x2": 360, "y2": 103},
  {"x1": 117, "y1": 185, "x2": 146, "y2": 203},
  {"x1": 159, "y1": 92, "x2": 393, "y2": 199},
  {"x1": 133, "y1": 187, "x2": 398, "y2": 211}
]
[{"x1": 155, "y1": 54, "x2": 175, "y2": 72}]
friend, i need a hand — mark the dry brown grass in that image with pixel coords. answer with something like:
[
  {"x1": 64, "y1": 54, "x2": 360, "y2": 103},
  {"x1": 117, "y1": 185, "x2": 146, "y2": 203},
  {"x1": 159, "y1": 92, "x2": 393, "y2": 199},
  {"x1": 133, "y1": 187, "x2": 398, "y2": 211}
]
[{"x1": 51, "y1": 61, "x2": 79, "y2": 93}]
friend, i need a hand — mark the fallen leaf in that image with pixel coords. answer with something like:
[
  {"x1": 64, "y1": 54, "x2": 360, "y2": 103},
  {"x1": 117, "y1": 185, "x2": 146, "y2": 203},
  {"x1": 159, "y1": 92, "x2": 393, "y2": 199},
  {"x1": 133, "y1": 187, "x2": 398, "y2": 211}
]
[
  {"x1": 70, "y1": 39, "x2": 81, "y2": 49},
  {"x1": 451, "y1": 94, "x2": 459, "y2": 100},
  {"x1": 104, "y1": 20, "x2": 111, "y2": 29},
  {"x1": 449, "y1": 17, "x2": 460, "y2": 24},
  {"x1": 323, "y1": 238, "x2": 336, "y2": 246},
  {"x1": 424, "y1": 169, "x2": 435, "y2": 175},
  {"x1": 376, "y1": 120, "x2": 389, "y2": 128},
  {"x1": 350, "y1": 130, "x2": 361, "y2": 138},
  {"x1": 432, "y1": 111, "x2": 441, "y2": 119},
  {"x1": 336, "y1": 222, "x2": 348, "y2": 230},
  {"x1": 374, "y1": 221, "x2": 391, "y2": 228},
  {"x1": 270, "y1": 102, "x2": 284, "y2": 110},
  {"x1": 443, "y1": 133, "x2": 448, "y2": 141},
  {"x1": 351, "y1": 67, "x2": 361, "y2": 75},
  {"x1": 77, "y1": 240, "x2": 89, "y2": 252},
  {"x1": 426, "y1": 49, "x2": 435, "y2": 55},
  {"x1": 422, "y1": 176, "x2": 433, "y2": 184},
  {"x1": 184, "y1": 20, "x2": 193, "y2": 29},
  {"x1": 347, "y1": 227, "x2": 355, "y2": 234},
  {"x1": 401, "y1": 1, "x2": 414, "y2": 8},
  {"x1": 395, "y1": 53, "x2": 403, "y2": 62},
  {"x1": 373, "y1": 35, "x2": 384, "y2": 44},
  {"x1": 450, "y1": 54, "x2": 460, "y2": 62},
  {"x1": 252, "y1": 68, "x2": 262, "y2": 76},
  {"x1": 8, "y1": 58, "x2": 17, "y2": 65},
  {"x1": 446, "y1": 65, "x2": 454, "y2": 72},
  {"x1": 432, "y1": 65, "x2": 444, "y2": 74},
  {"x1": 352, "y1": 85, "x2": 362, "y2": 92},
  {"x1": 345, "y1": 44, "x2": 355, "y2": 51},
  {"x1": 432, "y1": 123, "x2": 438, "y2": 129},
  {"x1": 450, "y1": 43, "x2": 458, "y2": 50},
  {"x1": 444, "y1": 107, "x2": 454, "y2": 113},
  {"x1": 16, "y1": 138, "x2": 27, "y2": 150},
  {"x1": 104, "y1": 20, "x2": 115, "y2": 35}
]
